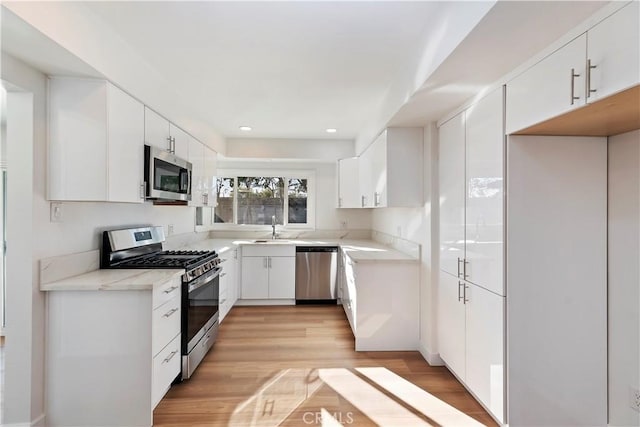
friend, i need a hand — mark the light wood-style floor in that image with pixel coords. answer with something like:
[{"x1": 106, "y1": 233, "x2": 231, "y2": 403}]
[{"x1": 154, "y1": 305, "x2": 496, "y2": 426}]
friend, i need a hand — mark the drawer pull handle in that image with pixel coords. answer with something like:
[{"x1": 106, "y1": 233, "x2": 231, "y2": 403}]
[
  {"x1": 163, "y1": 350, "x2": 178, "y2": 364},
  {"x1": 220, "y1": 273, "x2": 227, "y2": 277},
  {"x1": 163, "y1": 307, "x2": 179, "y2": 318},
  {"x1": 163, "y1": 285, "x2": 179, "y2": 294}
]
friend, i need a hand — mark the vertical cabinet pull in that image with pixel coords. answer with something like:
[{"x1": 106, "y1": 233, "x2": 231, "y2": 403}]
[
  {"x1": 458, "y1": 281, "x2": 464, "y2": 302},
  {"x1": 361, "y1": 195, "x2": 365, "y2": 207},
  {"x1": 374, "y1": 192, "x2": 380, "y2": 206},
  {"x1": 457, "y1": 257, "x2": 463, "y2": 278},
  {"x1": 570, "y1": 68, "x2": 580, "y2": 105},
  {"x1": 463, "y1": 259, "x2": 470, "y2": 279},
  {"x1": 268, "y1": 257, "x2": 272, "y2": 268},
  {"x1": 140, "y1": 182, "x2": 146, "y2": 200},
  {"x1": 586, "y1": 59, "x2": 597, "y2": 99},
  {"x1": 464, "y1": 284, "x2": 469, "y2": 304},
  {"x1": 338, "y1": 197, "x2": 342, "y2": 208}
]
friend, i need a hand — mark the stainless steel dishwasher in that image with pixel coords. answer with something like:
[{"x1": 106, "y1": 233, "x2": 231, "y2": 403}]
[{"x1": 295, "y1": 246, "x2": 338, "y2": 303}]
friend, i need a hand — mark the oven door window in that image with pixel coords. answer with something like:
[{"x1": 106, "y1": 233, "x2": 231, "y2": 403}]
[
  {"x1": 154, "y1": 158, "x2": 190, "y2": 194},
  {"x1": 187, "y1": 276, "x2": 219, "y2": 345}
]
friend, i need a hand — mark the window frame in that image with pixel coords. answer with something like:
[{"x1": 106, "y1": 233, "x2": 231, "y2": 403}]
[{"x1": 213, "y1": 169, "x2": 316, "y2": 231}]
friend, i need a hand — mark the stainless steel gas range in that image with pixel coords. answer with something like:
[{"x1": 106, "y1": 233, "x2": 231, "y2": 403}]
[{"x1": 101, "y1": 226, "x2": 220, "y2": 379}]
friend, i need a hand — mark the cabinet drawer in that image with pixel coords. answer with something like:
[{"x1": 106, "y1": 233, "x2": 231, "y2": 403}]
[
  {"x1": 242, "y1": 245, "x2": 295, "y2": 257},
  {"x1": 152, "y1": 334, "x2": 181, "y2": 408},
  {"x1": 152, "y1": 276, "x2": 181, "y2": 309},
  {"x1": 152, "y1": 295, "x2": 181, "y2": 356}
]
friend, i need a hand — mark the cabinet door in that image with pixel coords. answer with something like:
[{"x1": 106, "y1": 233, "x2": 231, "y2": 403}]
[
  {"x1": 587, "y1": 1, "x2": 639, "y2": 103},
  {"x1": 465, "y1": 283, "x2": 504, "y2": 424},
  {"x1": 169, "y1": 123, "x2": 189, "y2": 160},
  {"x1": 506, "y1": 34, "x2": 586, "y2": 134},
  {"x1": 226, "y1": 253, "x2": 238, "y2": 306},
  {"x1": 438, "y1": 271, "x2": 466, "y2": 379},
  {"x1": 465, "y1": 88, "x2": 504, "y2": 295},
  {"x1": 107, "y1": 84, "x2": 145, "y2": 203},
  {"x1": 439, "y1": 112, "x2": 466, "y2": 277},
  {"x1": 268, "y1": 257, "x2": 296, "y2": 299},
  {"x1": 48, "y1": 78, "x2": 109, "y2": 201},
  {"x1": 241, "y1": 257, "x2": 269, "y2": 299},
  {"x1": 144, "y1": 107, "x2": 171, "y2": 152},
  {"x1": 358, "y1": 146, "x2": 373, "y2": 207},
  {"x1": 370, "y1": 132, "x2": 387, "y2": 208},
  {"x1": 337, "y1": 157, "x2": 360, "y2": 208},
  {"x1": 188, "y1": 139, "x2": 205, "y2": 207},
  {"x1": 203, "y1": 145, "x2": 218, "y2": 207}
]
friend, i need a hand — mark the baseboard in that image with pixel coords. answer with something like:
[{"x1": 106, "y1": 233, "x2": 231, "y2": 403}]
[
  {"x1": 418, "y1": 341, "x2": 444, "y2": 366},
  {"x1": 2, "y1": 413, "x2": 45, "y2": 427},
  {"x1": 235, "y1": 299, "x2": 295, "y2": 306}
]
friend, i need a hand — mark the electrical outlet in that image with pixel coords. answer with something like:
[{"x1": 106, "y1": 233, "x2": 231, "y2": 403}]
[
  {"x1": 50, "y1": 202, "x2": 64, "y2": 223},
  {"x1": 630, "y1": 386, "x2": 640, "y2": 412},
  {"x1": 167, "y1": 224, "x2": 174, "y2": 236}
]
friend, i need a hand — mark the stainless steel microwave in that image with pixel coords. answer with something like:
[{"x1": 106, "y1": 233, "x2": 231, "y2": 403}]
[{"x1": 144, "y1": 144, "x2": 192, "y2": 201}]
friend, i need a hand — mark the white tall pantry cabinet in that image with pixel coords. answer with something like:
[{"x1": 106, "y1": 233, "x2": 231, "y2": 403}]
[{"x1": 438, "y1": 87, "x2": 505, "y2": 423}]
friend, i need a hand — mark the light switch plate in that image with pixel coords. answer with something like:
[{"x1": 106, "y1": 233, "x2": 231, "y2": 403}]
[{"x1": 50, "y1": 202, "x2": 64, "y2": 223}]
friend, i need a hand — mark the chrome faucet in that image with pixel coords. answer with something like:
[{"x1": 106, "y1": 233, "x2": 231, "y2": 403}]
[{"x1": 271, "y1": 215, "x2": 277, "y2": 240}]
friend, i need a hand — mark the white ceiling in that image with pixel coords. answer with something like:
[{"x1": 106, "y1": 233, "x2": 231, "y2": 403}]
[
  {"x1": 81, "y1": 1, "x2": 443, "y2": 140},
  {"x1": 1, "y1": 1, "x2": 611, "y2": 148}
]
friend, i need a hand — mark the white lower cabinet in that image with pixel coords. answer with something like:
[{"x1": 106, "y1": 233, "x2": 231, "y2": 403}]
[
  {"x1": 45, "y1": 276, "x2": 182, "y2": 427},
  {"x1": 438, "y1": 270, "x2": 504, "y2": 424},
  {"x1": 341, "y1": 250, "x2": 419, "y2": 351},
  {"x1": 240, "y1": 245, "x2": 295, "y2": 301}
]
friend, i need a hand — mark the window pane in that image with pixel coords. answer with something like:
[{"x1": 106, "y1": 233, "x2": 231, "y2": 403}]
[
  {"x1": 214, "y1": 177, "x2": 234, "y2": 223},
  {"x1": 237, "y1": 177, "x2": 284, "y2": 225},
  {"x1": 288, "y1": 178, "x2": 307, "y2": 224}
]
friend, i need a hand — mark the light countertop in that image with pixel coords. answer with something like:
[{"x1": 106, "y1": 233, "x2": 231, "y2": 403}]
[
  {"x1": 40, "y1": 268, "x2": 184, "y2": 292},
  {"x1": 183, "y1": 238, "x2": 418, "y2": 264}
]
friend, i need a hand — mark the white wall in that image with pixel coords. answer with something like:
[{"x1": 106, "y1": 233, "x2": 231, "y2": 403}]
[
  {"x1": 608, "y1": 129, "x2": 640, "y2": 427},
  {"x1": 370, "y1": 124, "x2": 440, "y2": 363},
  {"x1": 217, "y1": 159, "x2": 371, "y2": 233},
  {"x1": 0, "y1": 53, "x2": 205, "y2": 425}
]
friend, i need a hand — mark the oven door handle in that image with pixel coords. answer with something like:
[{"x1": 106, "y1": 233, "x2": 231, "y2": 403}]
[{"x1": 188, "y1": 267, "x2": 222, "y2": 293}]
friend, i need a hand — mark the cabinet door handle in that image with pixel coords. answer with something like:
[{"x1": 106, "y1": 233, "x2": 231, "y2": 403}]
[
  {"x1": 220, "y1": 272, "x2": 227, "y2": 277},
  {"x1": 163, "y1": 307, "x2": 179, "y2": 318},
  {"x1": 570, "y1": 68, "x2": 580, "y2": 105},
  {"x1": 166, "y1": 136, "x2": 173, "y2": 152},
  {"x1": 338, "y1": 197, "x2": 342, "y2": 208},
  {"x1": 464, "y1": 284, "x2": 469, "y2": 304},
  {"x1": 163, "y1": 285, "x2": 179, "y2": 294},
  {"x1": 586, "y1": 59, "x2": 597, "y2": 99},
  {"x1": 374, "y1": 192, "x2": 380, "y2": 206},
  {"x1": 458, "y1": 281, "x2": 464, "y2": 302},
  {"x1": 361, "y1": 195, "x2": 366, "y2": 207},
  {"x1": 162, "y1": 350, "x2": 178, "y2": 364},
  {"x1": 140, "y1": 182, "x2": 146, "y2": 200},
  {"x1": 463, "y1": 259, "x2": 470, "y2": 279},
  {"x1": 171, "y1": 136, "x2": 176, "y2": 153},
  {"x1": 268, "y1": 257, "x2": 272, "y2": 268},
  {"x1": 457, "y1": 257, "x2": 463, "y2": 278}
]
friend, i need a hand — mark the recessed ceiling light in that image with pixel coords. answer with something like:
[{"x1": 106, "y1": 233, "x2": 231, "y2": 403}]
[
  {"x1": 239, "y1": 126, "x2": 252, "y2": 131},
  {"x1": 326, "y1": 128, "x2": 337, "y2": 133}
]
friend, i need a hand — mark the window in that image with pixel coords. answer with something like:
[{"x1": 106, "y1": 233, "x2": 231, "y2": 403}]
[
  {"x1": 214, "y1": 177, "x2": 234, "y2": 224},
  {"x1": 213, "y1": 171, "x2": 314, "y2": 228}
]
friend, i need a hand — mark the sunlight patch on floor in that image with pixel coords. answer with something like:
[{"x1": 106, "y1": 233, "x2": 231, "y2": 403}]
[{"x1": 356, "y1": 367, "x2": 485, "y2": 426}]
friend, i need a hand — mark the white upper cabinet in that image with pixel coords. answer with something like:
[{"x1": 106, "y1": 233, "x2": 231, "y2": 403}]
[
  {"x1": 358, "y1": 127, "x2": 423, "y2": 208},
  {"x1": 358, "y1": 146, "x2": 373, "y2": 208},
  {"x1": 169, "y1": 123, "x2": 189, "y2": 160},
  {"x1": 439, "y1": 87, "x2": 504, "y2": 296},
  {"x1": 337, "y1": 157, "x2": 360, "y2": 208},
  {"x1": 203, "y1": 145, "x2": 217, "y2": 207},
  {"x1": 48, "y1": 78, "x2": 144, "y2": 203},
  {"x1": 188, "y1": 138, "x2": 205, "y2": 207},
  {"x1": 438, "y1": 112, "x2": 466, "y2": 277},
  {"x1": 144, "y1": 107, "x2": 171, "y2": 152},
  {"x1": 506, "y1": 34, "x2": 586, "y2": 134},
  {"x1": 465, "y1": 88, "x2": 504, "y2": 295},
  {"x1": 144, "y1": 107, "x2": 189, "y2": 159},
  {"x1": 506, "y1": 2, "x2": 639, "y2": 134},
  {"x1": 586, "y1": 1, "x2": 639, "y2": 103}
]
